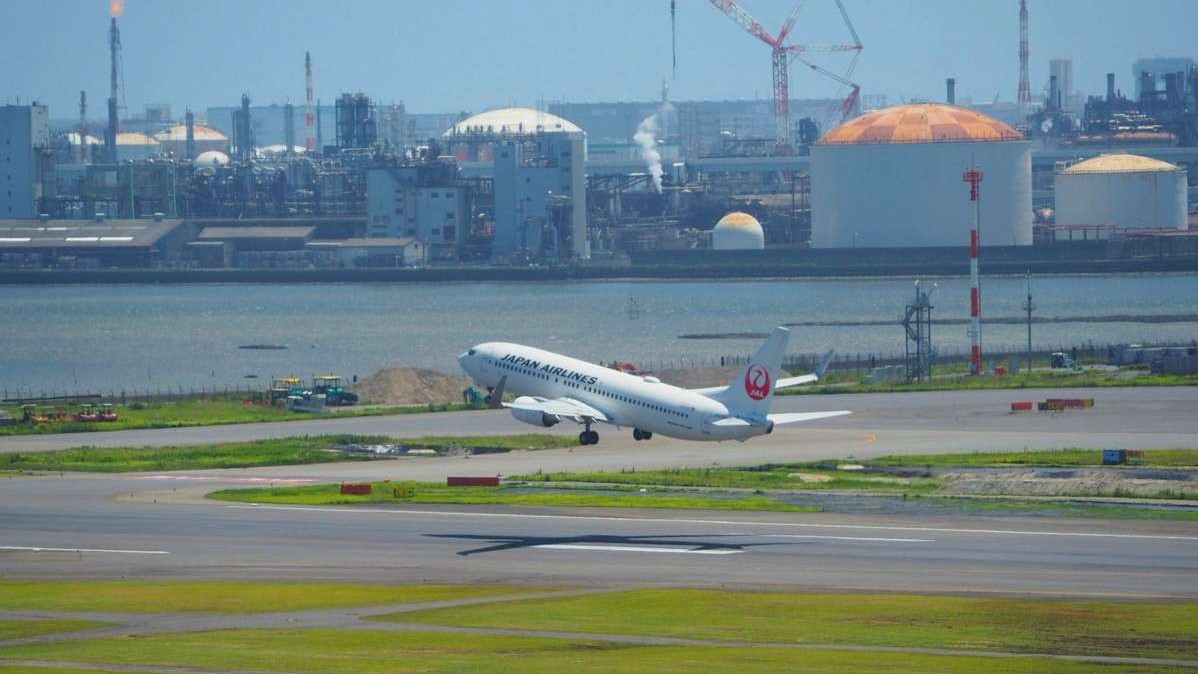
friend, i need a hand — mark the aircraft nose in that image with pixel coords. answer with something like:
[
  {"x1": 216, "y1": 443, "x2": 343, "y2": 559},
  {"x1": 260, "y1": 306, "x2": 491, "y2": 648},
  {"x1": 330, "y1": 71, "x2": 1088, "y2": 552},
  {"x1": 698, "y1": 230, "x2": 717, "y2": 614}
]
[{"x1": 458, "y1": 348, "x2": 478, "y2": 373}]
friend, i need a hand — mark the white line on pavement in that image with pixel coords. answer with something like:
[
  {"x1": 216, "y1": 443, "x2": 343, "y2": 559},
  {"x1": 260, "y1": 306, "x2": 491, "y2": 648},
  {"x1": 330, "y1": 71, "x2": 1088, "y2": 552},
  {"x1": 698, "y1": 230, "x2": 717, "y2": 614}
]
[
  {"x1": 0, "y1": 545, "x2": 170, "y2": 555},
  {"x1": 766, "y1": 534, "x2": 935, "y2": 543},
  {"x1": 226, "y1": 505, "x2": 1198, "y2": 542}
]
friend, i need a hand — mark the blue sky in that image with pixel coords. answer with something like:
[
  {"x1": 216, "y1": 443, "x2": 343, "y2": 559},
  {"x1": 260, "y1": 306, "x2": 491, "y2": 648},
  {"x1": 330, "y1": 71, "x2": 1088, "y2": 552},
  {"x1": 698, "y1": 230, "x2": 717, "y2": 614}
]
[{"x1": 2, "y1": 0, "x2": 1194, "y2": 118}]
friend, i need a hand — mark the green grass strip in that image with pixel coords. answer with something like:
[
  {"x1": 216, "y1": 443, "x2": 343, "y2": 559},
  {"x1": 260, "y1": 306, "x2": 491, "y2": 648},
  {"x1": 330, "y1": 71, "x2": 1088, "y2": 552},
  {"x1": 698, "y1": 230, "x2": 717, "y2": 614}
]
[
  {"x1": 865, "y1": 447, "x2": 1198, "y2": 468},
  {"x1": 0, "y1": 628, "x2": 1179, "y2": 674},
  {"x1": 0, "y1": 400, "x2": 482, "y2": 437},
  {"x1": 208, "y1": 481, "x2": 814, "y2": 512},
  {"x1": 780, "y1": 370, "x2": 1198, "y2": 395},
  {"x1": 0, "y1": 620, "x2": 109, "y2": 641},
  {"x1": 385, "y1": 588, "x2": 1198, "y2": 661},
  {"x1": 0, "y1": 582, "x2": 534, "y2": 614},
  {"x1": 515, "y1": 466, "x2": 940, "y2": 492},
  {"x1": 0, "y1": 434, "x2": 572, "y2": 473}
]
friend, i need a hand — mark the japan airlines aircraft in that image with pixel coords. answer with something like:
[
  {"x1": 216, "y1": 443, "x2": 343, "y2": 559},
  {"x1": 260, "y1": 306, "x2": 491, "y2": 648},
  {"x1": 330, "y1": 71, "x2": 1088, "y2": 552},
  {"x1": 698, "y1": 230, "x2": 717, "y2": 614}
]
[{"x1": 458, "y1": 326, "x2": 849, "y2": 445}]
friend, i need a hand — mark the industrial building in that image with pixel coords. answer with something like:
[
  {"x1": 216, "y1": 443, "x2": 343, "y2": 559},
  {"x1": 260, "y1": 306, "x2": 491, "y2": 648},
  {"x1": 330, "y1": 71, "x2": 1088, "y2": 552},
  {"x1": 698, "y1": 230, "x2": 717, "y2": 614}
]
[
  {"x1": 1055, "y1": 154, "x2": 1188, "y2": 230},
  {"x1": 811, "y1": 103, "x2": 1033, "y2": 248},
  {"x1": 0, "y1": 104, "x2": 51, "y2": 218},
  {"x1": 366, "y1": 161, "x2": 470, "y2": 260},
  {"x1": 0, "y1": 218, "x2": 189, "y2": 268},
  {"x1": 445, "y1": 108, "x2": 588, "y2": 261},
  {"x1": 1133, "y1": 57, "x2": 1195, "y2": 100},
  {"x1": 305, "y1": 237, "x2": 424, "y2": 267},
  {"x1": 711, "y1": 212, "x2": 765, "y2": 250}
]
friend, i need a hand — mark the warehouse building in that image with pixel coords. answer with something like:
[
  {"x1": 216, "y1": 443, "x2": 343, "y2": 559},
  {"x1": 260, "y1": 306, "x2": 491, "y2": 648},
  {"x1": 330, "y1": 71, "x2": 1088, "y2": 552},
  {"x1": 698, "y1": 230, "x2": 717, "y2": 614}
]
[{"x1": 0, "y1": 218, "x2": 188, "y2": 268}]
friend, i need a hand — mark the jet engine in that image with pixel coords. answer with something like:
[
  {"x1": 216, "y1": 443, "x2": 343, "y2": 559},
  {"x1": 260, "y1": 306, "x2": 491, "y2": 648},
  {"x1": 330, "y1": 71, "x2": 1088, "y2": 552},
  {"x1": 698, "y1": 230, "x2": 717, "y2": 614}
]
[{"x1": 509, "y1": 397, "x2": 559, "y2": 427}]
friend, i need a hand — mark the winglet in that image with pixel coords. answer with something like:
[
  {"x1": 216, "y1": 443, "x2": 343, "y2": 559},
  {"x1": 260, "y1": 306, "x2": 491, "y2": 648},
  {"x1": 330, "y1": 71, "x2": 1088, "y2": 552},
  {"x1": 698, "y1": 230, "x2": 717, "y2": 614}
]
[{"x1": 815, "y1": 350, "x2": 835, "y2": 379}]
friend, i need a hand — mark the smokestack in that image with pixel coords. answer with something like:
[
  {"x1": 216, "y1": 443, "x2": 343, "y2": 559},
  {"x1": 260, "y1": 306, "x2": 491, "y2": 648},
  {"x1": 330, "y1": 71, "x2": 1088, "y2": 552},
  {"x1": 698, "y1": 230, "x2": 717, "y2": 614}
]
[
  {"x1": 284, "y1": 101, "x2": 295, "y2": 156},
  {"x1": 78, "y1": 90, "x2": 88, "y2": 163},
  {"x1": 1048, "y1": 74, "x2": 1058, "y2": 111},
  {"x1": 946, "y1": 78, "x2": 956, "y2": 105},
  {"x1": 1106, "y1": 73, "x2": 1115, "y2": 103},
  {"x1": 184, "y1": 109, "x2": 196, "y2": 160},
  {"x1": 1140, "y1": 71, "x2": 1155, "y2": 103},
  {"x1": 304, "y1": 51, "x2": 316, "y2": 153},
  {"x1": 316, "y1": 99, "x2": 323, "y2": 153},
  {"x1": 105, "y1": 16, "x2": 121, "y2": 163}
]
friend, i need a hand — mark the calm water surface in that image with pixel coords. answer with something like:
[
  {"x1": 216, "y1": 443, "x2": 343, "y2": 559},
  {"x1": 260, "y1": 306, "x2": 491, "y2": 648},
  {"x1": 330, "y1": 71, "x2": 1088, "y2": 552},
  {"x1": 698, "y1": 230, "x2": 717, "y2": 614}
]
[{"x1": 3, "y1": 274, "x2": 1196, "y2": 393}]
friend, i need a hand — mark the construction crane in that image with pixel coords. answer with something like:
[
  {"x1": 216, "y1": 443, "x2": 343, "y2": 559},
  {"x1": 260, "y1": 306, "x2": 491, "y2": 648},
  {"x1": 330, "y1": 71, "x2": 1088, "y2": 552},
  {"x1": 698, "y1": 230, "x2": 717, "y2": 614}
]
[{"x1": 708, "y1": 0, "x2": 862, "y2": 154}]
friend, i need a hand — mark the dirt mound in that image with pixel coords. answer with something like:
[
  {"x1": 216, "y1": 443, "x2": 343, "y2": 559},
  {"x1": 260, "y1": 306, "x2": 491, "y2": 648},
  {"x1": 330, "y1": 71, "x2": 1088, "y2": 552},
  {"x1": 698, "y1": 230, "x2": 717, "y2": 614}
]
[{"x1": 351, "y1": 367, "x2": 472, "y2": 406}]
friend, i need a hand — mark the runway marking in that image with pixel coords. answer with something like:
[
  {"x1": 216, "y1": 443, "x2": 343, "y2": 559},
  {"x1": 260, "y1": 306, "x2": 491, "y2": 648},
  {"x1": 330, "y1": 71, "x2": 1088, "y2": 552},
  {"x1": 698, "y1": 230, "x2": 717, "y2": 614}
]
[
  {"x1": 535, "y1": 544, "x2": 743, "y2": 555},
  {"x1": 0, "y1": 545, "x2": 169, "y2": 555},
  {"x1": 766, "y1": 534, "x2": 934, "y2": 543},
  {"x1": 226, "y1": 505, "x2": 1198, "y2": 542}
]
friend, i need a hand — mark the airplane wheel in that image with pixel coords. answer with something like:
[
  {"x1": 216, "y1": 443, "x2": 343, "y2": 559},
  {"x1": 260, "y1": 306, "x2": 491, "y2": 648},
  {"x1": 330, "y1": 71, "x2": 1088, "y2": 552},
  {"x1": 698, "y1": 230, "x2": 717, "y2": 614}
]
[
  {"x1": 633, "y1": 429, "x2": 644, "y2": 441},
  {"x1": 642, "y1": 431, "x2": 653, "y2": 440},
  {"x1": 580, "y1": 430, "x2": 599, "y2": 445}
]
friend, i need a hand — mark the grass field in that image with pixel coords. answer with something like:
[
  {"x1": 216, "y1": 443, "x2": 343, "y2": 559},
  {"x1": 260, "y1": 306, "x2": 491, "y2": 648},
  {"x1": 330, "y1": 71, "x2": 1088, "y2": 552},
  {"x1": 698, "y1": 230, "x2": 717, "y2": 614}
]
[
  {"x1": 0, "y1": 581, "x2": 533, "y2": 614},
  {"x1": 514, "y1": 466, "x2": 941, "y2": 493},
  {"x1": 208, "y1": 481, "x2": 815, "y2": 512},
  {"x1": 0, "y1": 400, "x2": 481, "y2": 437},
  {"x1": 863, "y1": 447, "x2": 1198, "y2": 468},
  {"x1": 780, "y1": 368, "x2": 1198, "y2": 395},
  {"x1": 0, "y1": 620, "x2": 109, "y2": 641},
  {"x1": 0, "y1": 434, "x2": 573, "y2": 473},
  {"x1": 0, "y1": 628, "x2": 1180, "y2": 674},
  {"x1": 385, "y1": 588, "x2": 1198, "y2": 661}
]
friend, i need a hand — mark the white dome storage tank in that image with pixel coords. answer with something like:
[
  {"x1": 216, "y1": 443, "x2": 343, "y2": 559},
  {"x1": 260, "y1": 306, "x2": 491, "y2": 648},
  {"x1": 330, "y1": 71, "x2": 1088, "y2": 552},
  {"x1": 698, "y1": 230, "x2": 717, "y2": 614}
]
[
  {"x1": 812, "y1": 104, "x2": 1032, "y2": 248},
  {"x1": 712, "y1": 212, "x2": 765, "y2": 250},
  {"x1": 1055, "y1": 154, "x2": 1187, "y2": 230}
]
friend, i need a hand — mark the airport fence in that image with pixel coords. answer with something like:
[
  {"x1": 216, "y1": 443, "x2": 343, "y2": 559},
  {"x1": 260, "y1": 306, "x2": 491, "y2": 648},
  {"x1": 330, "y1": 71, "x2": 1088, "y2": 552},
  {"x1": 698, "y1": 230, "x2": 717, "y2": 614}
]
[{"x1": 1, "y1": 384, "x2": 272, "y2": 406}]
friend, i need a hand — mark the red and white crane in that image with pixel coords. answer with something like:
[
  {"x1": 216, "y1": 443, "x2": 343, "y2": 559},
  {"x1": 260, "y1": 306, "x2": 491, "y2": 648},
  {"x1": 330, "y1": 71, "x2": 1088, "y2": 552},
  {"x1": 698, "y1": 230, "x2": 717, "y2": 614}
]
[{"x1": 707, "y1": 0, "x2": 862, "y2": 154}]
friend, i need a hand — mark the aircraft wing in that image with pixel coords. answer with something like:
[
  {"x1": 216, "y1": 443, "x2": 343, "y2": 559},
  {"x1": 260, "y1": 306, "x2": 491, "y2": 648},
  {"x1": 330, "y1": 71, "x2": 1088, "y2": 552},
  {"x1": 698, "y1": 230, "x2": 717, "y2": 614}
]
[
  {"x1": 502, "y1": 397, "x2": 611, "y2": 424},
  {"x1": 767, "y1": 411, "x2": 851, "y2": 425}
]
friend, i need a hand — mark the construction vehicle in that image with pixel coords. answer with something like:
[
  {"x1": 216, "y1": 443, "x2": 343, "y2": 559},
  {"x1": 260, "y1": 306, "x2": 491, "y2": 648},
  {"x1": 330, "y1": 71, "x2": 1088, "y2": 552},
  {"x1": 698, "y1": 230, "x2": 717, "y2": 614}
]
[
  {"x1": 311, "y1": 375, "x2": 358, "y2": 406},
  {"x1": 270, "y1": 377, "x2": 305, "y2": 404}
]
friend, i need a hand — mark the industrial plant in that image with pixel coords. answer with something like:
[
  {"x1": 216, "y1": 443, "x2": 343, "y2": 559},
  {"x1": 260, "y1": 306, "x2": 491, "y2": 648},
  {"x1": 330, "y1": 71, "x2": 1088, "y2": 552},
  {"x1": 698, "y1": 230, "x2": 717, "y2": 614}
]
[{"x1": 1, "y1": 0, "x2": 1196, "y2": 274}]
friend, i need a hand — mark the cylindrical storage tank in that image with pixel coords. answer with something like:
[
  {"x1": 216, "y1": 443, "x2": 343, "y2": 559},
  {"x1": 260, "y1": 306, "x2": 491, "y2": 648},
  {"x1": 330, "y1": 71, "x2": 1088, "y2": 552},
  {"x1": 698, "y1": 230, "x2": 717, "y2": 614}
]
[
  {"x1": 1054, "y1": 154, "x2": 1187, "y2": 229},
  {"x1": 812, "y1": 104, "x2": 1032, "y2": 248},
  {"x1": 712, "y1": 212, "x2": 765, "y2": 250}
]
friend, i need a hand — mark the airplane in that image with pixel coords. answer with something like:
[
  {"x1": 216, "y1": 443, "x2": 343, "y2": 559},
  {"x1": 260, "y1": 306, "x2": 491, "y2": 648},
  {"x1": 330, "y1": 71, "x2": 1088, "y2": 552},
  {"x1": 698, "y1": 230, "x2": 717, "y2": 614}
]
[{"x1": 457, "y1": 326, "x2": 849, "y2": 445}]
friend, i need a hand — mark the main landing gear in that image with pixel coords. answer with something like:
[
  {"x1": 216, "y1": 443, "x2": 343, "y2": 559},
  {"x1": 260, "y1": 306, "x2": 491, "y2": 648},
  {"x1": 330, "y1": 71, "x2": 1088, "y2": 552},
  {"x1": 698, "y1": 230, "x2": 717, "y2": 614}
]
[
  {"x1": 633, "y1": 428, "x2": 653, "y2": 441},
  {"x1": 579, "y1": 421, "x2": 599, "y2": 446}
]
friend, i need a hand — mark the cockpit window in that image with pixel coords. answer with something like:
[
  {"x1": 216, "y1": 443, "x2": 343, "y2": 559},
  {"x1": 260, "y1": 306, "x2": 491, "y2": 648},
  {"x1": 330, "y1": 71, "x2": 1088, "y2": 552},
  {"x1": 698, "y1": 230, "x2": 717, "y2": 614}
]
[{"x1": 467, "y1": 349, "x2": 476, "y2": 356}]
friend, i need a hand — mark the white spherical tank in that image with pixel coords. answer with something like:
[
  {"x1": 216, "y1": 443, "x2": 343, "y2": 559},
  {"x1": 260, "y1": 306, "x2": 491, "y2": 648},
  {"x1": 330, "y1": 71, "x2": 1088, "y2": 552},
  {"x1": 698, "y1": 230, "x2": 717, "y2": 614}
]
[
  {"x1": 812, "y1": 104, "x2": 1032, "y2": 248},
  {"x1": 712, "y1": 212, "x2": 765, "y2": 250},
  {"x1": 1054, "y1": 154, "x2": 1187, "y2": 230}
]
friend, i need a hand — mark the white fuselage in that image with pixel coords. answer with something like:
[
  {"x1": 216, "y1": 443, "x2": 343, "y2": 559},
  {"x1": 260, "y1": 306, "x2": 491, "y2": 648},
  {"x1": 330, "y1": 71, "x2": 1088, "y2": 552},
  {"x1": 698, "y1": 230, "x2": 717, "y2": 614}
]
[{"x1": 458, "y1": 342, "x2": 770, "y2": 441}]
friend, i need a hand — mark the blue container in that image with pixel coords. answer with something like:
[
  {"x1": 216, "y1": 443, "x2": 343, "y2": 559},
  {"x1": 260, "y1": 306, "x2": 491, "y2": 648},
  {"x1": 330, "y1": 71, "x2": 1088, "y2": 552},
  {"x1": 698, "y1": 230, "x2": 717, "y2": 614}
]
[{"x1": 1102, "y1": 449, "x2": 1127, "y2": 465}]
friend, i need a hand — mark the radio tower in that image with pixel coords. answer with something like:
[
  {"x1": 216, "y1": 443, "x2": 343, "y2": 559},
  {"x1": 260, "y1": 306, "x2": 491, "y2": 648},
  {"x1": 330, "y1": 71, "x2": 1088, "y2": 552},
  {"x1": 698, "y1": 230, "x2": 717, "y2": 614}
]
[
  {"x1": 304, "y1": 51, "x2": 316, "y2": 153},
  {"x1": 963, "y1": 166, "x2": 984, "y2": 376},
  {"x1": 1017, "y1": 0, "x2": 1031, "y2": 118}
]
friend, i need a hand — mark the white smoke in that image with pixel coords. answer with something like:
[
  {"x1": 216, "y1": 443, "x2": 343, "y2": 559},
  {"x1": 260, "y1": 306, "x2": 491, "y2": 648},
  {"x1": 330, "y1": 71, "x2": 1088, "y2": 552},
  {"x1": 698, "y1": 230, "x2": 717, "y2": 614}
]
[{"x1": 633, "y1": 113, "x2": 663, "y2": 192}]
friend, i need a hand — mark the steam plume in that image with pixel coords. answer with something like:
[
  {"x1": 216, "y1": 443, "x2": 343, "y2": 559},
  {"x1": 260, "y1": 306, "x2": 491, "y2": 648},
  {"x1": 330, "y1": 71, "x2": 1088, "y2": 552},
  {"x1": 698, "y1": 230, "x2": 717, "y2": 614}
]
[{"x1": 634, "y1": 113, "x2": 663, "y2": 192}]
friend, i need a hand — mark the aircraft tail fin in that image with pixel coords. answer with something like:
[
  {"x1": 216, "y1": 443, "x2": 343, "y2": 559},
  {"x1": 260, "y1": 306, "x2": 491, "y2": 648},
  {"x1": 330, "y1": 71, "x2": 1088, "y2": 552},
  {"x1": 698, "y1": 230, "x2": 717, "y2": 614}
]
[{"x1": 718, "y1": 326, "x2": 789, "y2": 417}]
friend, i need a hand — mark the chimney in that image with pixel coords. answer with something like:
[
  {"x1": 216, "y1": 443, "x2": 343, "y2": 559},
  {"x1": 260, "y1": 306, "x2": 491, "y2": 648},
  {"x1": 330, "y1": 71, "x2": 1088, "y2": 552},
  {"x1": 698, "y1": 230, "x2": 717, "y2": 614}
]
[
  {"x1": 1048, "y1": 75, "x2": 1059, "y2": 111},
  {"x1": 1106, "y1": 73, "x2": 1115, "y2": 103},
  {"x1": 946, "y1": 78, "x2": 956, "y2": 105}
]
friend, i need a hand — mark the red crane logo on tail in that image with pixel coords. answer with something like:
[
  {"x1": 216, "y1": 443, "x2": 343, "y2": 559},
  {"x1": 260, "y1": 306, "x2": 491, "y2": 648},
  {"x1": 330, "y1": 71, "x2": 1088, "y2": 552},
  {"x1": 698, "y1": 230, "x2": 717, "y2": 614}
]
[{"x1": 744, "y1": 364, "x2": 771, "y2": 401}]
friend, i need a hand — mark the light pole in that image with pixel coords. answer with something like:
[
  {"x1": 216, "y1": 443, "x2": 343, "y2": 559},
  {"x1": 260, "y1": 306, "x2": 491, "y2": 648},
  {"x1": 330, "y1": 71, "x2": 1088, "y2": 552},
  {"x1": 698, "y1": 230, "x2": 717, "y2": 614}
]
[{"x1": 1022, "y1": 271, "x2": 1035, "y2": 372}]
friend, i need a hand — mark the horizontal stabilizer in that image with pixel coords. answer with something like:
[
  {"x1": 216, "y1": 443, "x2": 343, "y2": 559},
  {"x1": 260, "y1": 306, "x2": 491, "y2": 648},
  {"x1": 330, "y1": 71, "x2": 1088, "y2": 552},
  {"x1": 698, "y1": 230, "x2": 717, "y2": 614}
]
[{"x1": 767, "y1": 411, "x2": 851, "y2": 425}]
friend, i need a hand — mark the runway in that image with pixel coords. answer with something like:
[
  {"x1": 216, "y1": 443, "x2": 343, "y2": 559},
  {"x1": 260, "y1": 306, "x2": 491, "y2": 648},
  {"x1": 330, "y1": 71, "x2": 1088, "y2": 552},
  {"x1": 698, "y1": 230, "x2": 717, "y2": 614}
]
[{"x1": 2, "y1": 386, "x2": 1196, "y2": 598}]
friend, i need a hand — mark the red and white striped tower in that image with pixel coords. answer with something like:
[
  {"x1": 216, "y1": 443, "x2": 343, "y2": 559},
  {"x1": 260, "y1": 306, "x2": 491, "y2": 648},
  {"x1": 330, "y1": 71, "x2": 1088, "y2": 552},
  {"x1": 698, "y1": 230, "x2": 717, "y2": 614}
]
[
  {"x1": 963, "y1": 166, "x2": 984, "y2": 375},
  {"x1": 304, "y1": 51, "x2": 316, "y2": 153}
]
